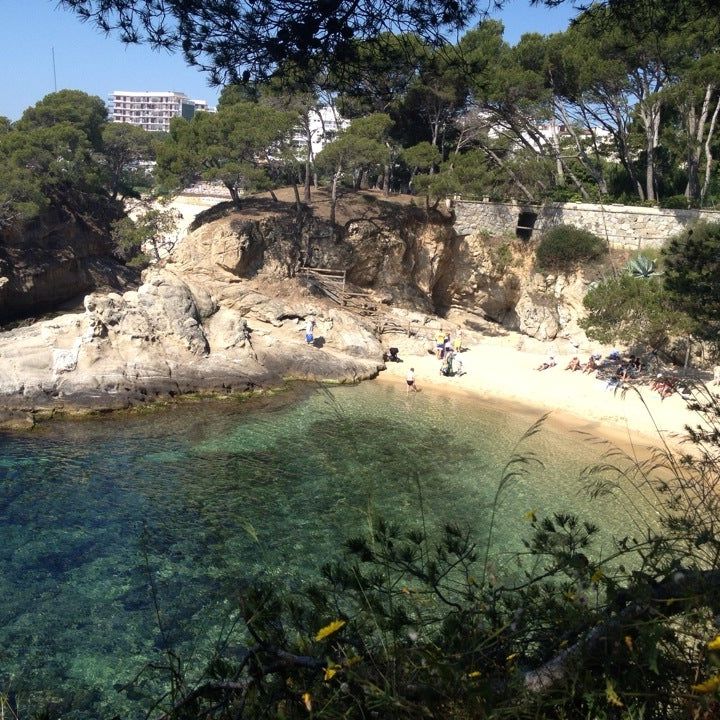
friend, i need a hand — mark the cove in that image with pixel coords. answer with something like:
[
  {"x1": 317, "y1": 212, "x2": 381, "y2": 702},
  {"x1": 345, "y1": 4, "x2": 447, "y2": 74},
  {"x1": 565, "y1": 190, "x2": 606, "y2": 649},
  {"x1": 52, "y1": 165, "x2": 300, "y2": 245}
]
[{"x1": 0, "y1": 381, "x2": 656, "y2": 719}]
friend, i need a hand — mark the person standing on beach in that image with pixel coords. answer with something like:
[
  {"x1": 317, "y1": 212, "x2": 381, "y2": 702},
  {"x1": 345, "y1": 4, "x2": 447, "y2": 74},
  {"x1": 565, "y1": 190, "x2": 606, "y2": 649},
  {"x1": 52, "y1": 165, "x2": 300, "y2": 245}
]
[
  {"x1": 453, "y1": 333, "x2": 463, "y2": 354},
  {"x1": 406, "y1": 368, "x2": 419, "y2": 392},
  {"x1": 305, "y1": 315, "x2": 316, "y2": 345},
  {"x1": 435, "y1": 331, "x2": 445, "y2": 359}
]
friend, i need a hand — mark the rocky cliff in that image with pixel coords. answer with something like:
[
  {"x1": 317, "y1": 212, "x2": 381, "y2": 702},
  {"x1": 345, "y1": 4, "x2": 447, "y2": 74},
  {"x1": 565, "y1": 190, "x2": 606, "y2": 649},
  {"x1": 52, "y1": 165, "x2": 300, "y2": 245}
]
[
  {"x1": 447, "y1": 235, "x2": 593, "y2": 343},
  {"x1": 0, "y1": 205, "x2": 136, "y2": 324},
  {"x1": 0, "y1": 191, "x2": 597, "y2": 426},
  {"x1": 0, "y1": 199, "x2": 387, "y2": 427}
]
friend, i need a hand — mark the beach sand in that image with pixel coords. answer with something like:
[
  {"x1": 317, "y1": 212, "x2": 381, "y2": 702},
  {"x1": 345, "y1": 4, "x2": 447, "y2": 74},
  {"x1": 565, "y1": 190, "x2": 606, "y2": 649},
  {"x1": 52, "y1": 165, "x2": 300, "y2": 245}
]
[{"x1": 376, "y1": 332, "x2": 710, "y2": 454}]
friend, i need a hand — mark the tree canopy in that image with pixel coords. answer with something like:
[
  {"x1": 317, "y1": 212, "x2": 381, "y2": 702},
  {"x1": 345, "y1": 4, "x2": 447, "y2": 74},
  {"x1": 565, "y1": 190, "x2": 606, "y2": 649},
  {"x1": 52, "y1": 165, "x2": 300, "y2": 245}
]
[
  {"x1": 0, "y1": 91, "x2": 155, "y2": 231},
  {"x1": 663, "y1": 221, "x2": 720, "y2": 338},
  {"x1": 59, "y1": 0, "x2": 479, "y2": 84},
  {"x1": 156, "y1": 101, "x2": 297, "y2": 205}
]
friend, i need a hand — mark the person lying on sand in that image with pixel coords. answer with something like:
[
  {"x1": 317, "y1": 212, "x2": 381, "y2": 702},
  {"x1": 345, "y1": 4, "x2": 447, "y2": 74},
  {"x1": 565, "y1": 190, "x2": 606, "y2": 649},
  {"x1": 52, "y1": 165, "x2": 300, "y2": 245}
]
[
  {"x1": 536, "y1": 355, "x2": 556, "y2": 371},
  {"x1": 651, "y1": 374, "x2": 674, "y2": 399}
]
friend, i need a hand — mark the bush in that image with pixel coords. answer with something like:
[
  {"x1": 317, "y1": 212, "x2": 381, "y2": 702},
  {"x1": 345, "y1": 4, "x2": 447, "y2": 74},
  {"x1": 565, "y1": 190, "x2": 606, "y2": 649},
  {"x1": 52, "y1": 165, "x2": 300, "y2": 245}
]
[
  {"x1": 535, "y1": 225, "x2": 607, "y2": 271},
  {"x1": 663, "y1": 220, "x2": 720, "y2": 337},
  {"x1": 659, "y1": 194, "x2": 699, "y2": 210}
]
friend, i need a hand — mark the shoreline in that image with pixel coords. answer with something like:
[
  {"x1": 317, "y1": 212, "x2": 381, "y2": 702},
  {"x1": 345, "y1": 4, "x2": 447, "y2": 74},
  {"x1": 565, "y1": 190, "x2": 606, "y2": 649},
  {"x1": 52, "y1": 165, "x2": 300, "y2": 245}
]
[
  {"x1": 0, "y1": 329, "x2": 708, "y2": 459},
  {"x1": 374, "y1": 334, "x2": 706, "y2": 455}
]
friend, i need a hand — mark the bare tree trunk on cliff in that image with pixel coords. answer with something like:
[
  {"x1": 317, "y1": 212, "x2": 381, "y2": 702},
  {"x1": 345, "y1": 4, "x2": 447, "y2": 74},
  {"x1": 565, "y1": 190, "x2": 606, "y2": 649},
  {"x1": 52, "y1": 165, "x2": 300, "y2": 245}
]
[
  {"x1": 226, "y1": 183, "x2": 241, "y2": 208},
  {"x1": 684, "y1": 84, "x2": 714, "y2": 201},
  {"x1": 480, "y1": 145, "x2": 536, "y2": 203},
  {"x1": 701, "y1": 95, "x2": 720, "y2": 205},
  {"x1": 292, "y1": 182, "x2": 301, "y2": 211},
  {"x1": 303, "y1": 112, "x2": 313, "y2": 204},
  {"x1": 330, "y1": 168, "x2": 342, "y2": 226}
]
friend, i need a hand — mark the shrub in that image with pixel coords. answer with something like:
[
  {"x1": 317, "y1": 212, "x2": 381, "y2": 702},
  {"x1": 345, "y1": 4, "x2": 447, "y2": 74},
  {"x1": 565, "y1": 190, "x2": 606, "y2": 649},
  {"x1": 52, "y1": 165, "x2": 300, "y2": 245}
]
[
  {"x1": 490, "y1": 241, "x2": 514, "y2": 274},
  {"x1": 535, "y1": 225, "x2": 607, "y2": 271},
  {"x1": 663, "y1": 220, "x2": 720, "y2": 337},
  {"x1": 581, "y1": 274, "x2": 693, "y2": 350},
  {"x1": 659, "y1": 194, "x2": 699, "y2": 210}
]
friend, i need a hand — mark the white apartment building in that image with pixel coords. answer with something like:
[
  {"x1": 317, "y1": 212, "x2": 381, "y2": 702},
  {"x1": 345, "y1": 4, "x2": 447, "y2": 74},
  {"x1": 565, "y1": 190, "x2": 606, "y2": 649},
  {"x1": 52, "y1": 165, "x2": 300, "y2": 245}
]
[
  {"x1": 108, "y1": 91, "x2": 215, "y2": 132},
  {"x1": 293, "y1": 106, "x2": 349, "y2": 158}
]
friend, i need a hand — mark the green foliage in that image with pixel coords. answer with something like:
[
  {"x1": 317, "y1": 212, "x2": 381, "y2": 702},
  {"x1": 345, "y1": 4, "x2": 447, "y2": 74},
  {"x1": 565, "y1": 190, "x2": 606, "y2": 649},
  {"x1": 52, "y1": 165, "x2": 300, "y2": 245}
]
[
  {"x1": 156, "y1": 101, "x2": 296, "y2": 204},
  {"x1": 0, "y1": 91, "x2": 135, "y2": 229},
  {"x1": 111, "y1": 207, "x2": 177, "y2": 265},
  {"x1": 490, "y1": 241, "x2": 514, "y2": 274},
  {"x1": 16, "y1": 90, "x2": 108, "y2": 150},
  {"x1": 0, "y1": 121, "x2": 105, "y2": 225},
  {"x1": 315, "y1": 133, "x2": 386, "y2": 177},
  {"x1": 663, "y1": 221, "x2": 720, "y2": 338},
  {"x1": 659, "y1": 194, "x2": 696, "y2": 209},
  {"x1": 535, "y1": 225, "x2": 607, "y2": 271},
  {"x1": 625, "y1": 254, "x2": 658, "y2": 278},
  {"x1": 101, "y1": 122, "x2": 155, "y2": 199},
  {"x1": 401, "y1": 141, "x2": 441, "y2": 171},
  {"x1": 316, "y1": 113, "x2": 392, "y2": 182},
  {"x1": 581, "y1": 274, "x2": 693, "y2": 350}
]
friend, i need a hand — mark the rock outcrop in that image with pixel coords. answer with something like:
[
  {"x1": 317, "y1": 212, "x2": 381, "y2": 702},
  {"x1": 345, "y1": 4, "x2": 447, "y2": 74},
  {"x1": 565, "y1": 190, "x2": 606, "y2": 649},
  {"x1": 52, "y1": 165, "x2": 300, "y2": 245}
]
[
  {"x1": 0, "y1": 205, "x2": 137, "y2": 324},
  {"x1": 0, "y1": 207, "x2": 385, "y2": 427},
  {"x1": 0, "y1": 192, "x2": 601, "y2": 426},
  {"x1": 447, "y1": 235, "x2": 593, "y2": 344}
]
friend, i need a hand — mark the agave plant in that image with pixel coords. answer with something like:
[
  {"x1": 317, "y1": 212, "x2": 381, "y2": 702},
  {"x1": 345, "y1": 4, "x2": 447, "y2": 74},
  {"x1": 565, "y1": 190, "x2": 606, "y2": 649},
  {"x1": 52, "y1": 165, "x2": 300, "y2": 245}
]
[{"x1": 626, "y1": 254, "x2": 659, "y2": 278}]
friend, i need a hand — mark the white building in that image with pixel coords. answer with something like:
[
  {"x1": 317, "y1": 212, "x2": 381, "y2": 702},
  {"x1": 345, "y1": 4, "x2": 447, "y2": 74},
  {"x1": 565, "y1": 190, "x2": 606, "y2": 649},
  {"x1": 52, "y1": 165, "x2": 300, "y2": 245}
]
[
  {"x1": 108, "y1": 91, "x2": 215, "y2": 132},
  {"x1": 295, "y1": 106, "x2": 349, "y2": 158}
]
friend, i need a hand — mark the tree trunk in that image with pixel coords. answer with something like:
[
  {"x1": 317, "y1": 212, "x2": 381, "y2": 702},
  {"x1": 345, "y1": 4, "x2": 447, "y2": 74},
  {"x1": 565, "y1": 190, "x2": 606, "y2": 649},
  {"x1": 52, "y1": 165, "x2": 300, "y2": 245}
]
[
  {"x1": 304, "y1": 113, "x2": 313, "y2": 204},
  {"x1": 556, "y1": 99, "x2": 609, "y2": 195},
  {"x1": 330, "y1": 169, "x2": 341, "y2": 226},
  {"x1": 638, "y1": 97, "x2": 661, "y2": 203},
  {"x1": 292, "y1": 182, "x2": 301, "y2": 211},
  {"x1": 383, "y1": 162, "x2": 390, "y2": 196},
  {"x1": 684, "y1": 84, "x2": 713, "y2": 201},
  {"x1": 701, "y1": 95, "x2": 720, "y2": 205},
  {"x1": 481, "y1": 145, "x2": 535, "y2": 203},
  {"x1": 226, "y1": 183, "x2": 241, "y2": 208}
]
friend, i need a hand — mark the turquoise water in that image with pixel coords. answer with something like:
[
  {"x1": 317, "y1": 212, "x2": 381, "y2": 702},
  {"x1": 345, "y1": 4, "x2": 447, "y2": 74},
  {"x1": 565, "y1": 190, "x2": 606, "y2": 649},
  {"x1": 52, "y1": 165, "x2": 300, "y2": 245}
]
[{"x1": 0, "y1": 381, "x2": 657, "y2": 718}]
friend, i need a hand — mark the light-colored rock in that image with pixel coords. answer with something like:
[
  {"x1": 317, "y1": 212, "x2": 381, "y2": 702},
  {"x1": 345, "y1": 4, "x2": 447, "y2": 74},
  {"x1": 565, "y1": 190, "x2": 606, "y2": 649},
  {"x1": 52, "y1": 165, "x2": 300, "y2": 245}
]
[{"x1": 0, "y1": 211, "x2": 385, "y2": 426}]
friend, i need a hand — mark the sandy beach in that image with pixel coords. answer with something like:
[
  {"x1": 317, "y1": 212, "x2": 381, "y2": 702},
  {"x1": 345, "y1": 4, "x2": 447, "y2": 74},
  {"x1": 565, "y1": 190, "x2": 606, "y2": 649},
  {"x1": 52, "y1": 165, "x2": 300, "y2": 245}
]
[{"x1": 376, "y1": 331, "x2": 711, "y2": 453}]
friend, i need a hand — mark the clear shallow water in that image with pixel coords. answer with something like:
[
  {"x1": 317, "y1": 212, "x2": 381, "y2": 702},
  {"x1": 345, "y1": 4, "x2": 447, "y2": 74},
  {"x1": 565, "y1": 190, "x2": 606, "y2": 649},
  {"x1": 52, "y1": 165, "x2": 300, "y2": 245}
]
[{"x1": 0, "y1": 381, "x2": 657, "y2": 718}]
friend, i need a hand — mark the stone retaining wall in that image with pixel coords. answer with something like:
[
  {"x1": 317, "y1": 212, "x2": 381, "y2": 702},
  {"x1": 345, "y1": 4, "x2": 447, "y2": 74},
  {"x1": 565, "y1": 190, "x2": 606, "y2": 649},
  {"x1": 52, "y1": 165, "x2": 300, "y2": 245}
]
[{"x1": 454, "y1": 199, "x2": 720, "y2": 249}]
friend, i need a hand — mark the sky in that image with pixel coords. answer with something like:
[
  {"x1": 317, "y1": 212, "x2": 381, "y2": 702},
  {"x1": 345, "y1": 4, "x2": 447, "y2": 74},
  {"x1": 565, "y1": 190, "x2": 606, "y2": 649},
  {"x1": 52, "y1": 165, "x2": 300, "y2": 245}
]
[{"x1": 0, "y1": 1, "x2": 578, "y2": 121}]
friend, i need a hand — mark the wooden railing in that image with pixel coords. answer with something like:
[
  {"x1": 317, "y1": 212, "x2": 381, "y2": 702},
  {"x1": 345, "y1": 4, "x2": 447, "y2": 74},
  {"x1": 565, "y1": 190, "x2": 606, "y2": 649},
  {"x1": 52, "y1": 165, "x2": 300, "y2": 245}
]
[
  {"x1": 301, "y1": 267, "x2": 378, "y2": 316},
  {"x1": 300, "y1": 267, "x2": 425, "y2": 336}
]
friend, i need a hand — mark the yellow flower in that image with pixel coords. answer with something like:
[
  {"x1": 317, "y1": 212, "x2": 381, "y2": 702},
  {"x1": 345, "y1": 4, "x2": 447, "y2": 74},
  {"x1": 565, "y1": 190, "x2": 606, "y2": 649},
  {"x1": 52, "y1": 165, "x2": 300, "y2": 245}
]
[
  {"x1": 506, "y1": 652, "x2": 519, "y2": 663},
  {"x1": 691, "y1": 673, "x2": 720, "y2": 694},
  {"x1": 524, "y1": 510, "x2": 537, "y2": 522},
  {"x1": 624, "y1": 635, "x2": 634, "y2": 652},
  {"x1": 324, "y1": 665, "x2": 340, "y2": 681},
  {"x1": 590, "y1": 569, "x2": 605, "y2": 584},
  {"x1": 707, "y1": 635, "x2": 720, "y2": 651},
  {"x1": 301, "y1": 692, "x2": 313, "y2": 711},
  {"x1": 315, "y1": 619, "x2": 346, "y2": 642},
  {"x1": 468, "y1": 670, "x2": 481, "y2": 678},
  {"x1": 605, "y1": 678, "x2": 624, "y2": 707}
]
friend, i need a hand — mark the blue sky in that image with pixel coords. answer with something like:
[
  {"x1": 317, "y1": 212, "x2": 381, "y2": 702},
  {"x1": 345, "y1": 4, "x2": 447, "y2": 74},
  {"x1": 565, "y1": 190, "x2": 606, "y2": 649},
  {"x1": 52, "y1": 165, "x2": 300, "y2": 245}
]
[{"x1": 1, "y1": 1, "x2": 577, "y2": 121}]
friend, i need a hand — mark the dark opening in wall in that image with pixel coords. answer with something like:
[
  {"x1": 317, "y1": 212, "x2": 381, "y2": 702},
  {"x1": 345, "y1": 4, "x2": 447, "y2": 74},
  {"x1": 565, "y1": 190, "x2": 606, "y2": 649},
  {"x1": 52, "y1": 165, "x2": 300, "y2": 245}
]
[{"x1": 516, "y1": 211, "x2": 538, "y2": 241}]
